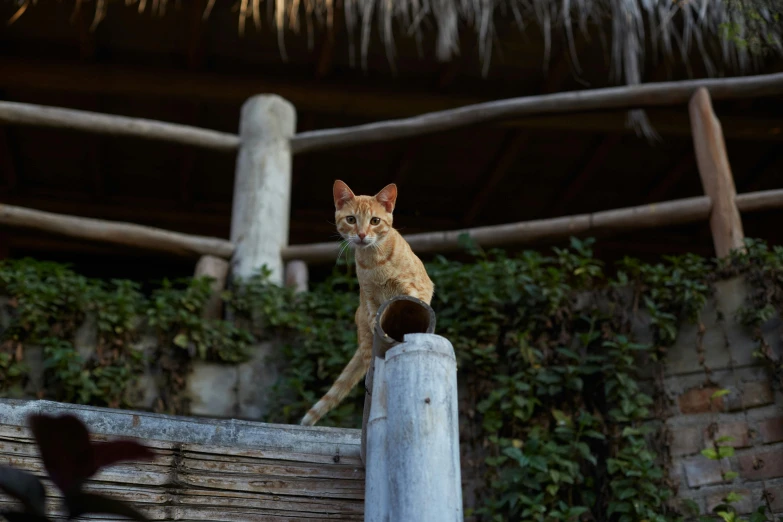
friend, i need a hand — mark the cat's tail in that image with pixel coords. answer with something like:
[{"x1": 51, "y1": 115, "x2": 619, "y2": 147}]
[{"x1": 300, "y1": 348, "x2": 368, "y2": 426}]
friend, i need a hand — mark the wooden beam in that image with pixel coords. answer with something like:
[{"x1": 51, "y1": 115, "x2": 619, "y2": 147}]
[
  {"x1": 645, "y1": 151, "x2": 696, "y2": 203},
  {"x1": 0, "y1": 203, "x2": 235, "y2": 258},
  {"x1": 463, "y1": 131, "x2": 527, "y2": 225},
  {"x1": 281, "y1": 188, "x2": 783, "y2": 263},
  {"x1": 551, "y1": 134, "x2": 621, "y2": 216},
  {"x1": 499, "y1": 110, "x2": 783, "y2": 140},
  {"x1": 736, "y1": 188, "x2": 783, "y2": 213},
  {"x1": 2, "y1": 233, "x2": 182, "y2": 257},
  {"x1": 194, "y1": 255, "x2": 229, "y2": 320},
  {"x1": 4, "y1": 58, "x2": 783, "y2": 140},
  {"x1": 689, "y1": 87, "x2": 745, "y2": 258},
  {"x1": 0, "y1": 101, "x2": 239, "y2": 151},
  {"x1": 230, "y1": 95, "x2": 295, "y2": 283},
  {"x1": 291, "y1": 72, "x2": 783, "y2": 154},
  {"x1": 0, "y1": 194, "x2": 230, "y2": 232},
  {"x1": 283, "y1": 195, "x2": 713, "y2": 262}
]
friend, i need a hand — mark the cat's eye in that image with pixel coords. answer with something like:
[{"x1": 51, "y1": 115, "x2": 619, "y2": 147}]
[
  {"x1": 370, "y1": 217, "x2": 381, "y2": 225},
  {"x1": 346, "y1": 216, "x2": 356, "y2": 224}
]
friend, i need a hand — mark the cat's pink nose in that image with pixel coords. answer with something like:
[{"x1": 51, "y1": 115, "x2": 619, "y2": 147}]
[{"x1": 358, "y1": 232, "x2": 366, "y2": 240}]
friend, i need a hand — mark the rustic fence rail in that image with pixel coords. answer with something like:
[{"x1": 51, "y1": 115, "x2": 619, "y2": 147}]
[
  {"x1": 0, "y1": 203, "x2": 234, "y2": 258},
  {"x1": 0, "y1": 100, "x2": 240, "y2": 151},
  {"x1": 282, "y1": 189, "x2": 783, "y2": 263},
  {"x1": 1, "y1": 73, "x2": 781, "y2": 275},
  {"x1": 3, "y1": 72, "x2": 783, "y2": 154},
  {"x1": 0, "y1": 399, "x2": 364, "y2": 522}
]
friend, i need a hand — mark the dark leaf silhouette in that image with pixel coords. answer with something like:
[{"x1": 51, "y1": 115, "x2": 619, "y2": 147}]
[
  {"x1": 27, "y1": 414, "x2": 155, "y2": 495},
  {"x1": 28, "y1": 414, "x2": 93, "y2": 495},
  {"x1": 64, "y1": 492, "x2": 149, "y2": 521},
  {"x1": 0, "y1": 413, "x2": 156, "y2": 522},
  {"x1": 92, "y1": 440, "x2": 156, "y2": 471},
  {"x1": 0, "y1": 467, "x2": 47, "y2": 517}
]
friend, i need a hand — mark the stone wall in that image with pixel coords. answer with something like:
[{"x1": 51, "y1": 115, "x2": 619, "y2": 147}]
[
  {"x1": 0, "y1": 299, "x2": 281, "y2": 421},
  {"x1": 660, "y1": 277, "x2": 783, "y2": 516}
]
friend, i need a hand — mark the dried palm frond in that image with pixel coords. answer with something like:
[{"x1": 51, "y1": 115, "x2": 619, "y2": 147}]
[{"x1": 6, "y1": 0, "x2": 783, "y2": 83}]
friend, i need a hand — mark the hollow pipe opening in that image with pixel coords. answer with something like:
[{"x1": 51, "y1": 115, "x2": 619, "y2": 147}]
[{"x1": 378, "y1": 297, "x2": 435, "y2": 343}]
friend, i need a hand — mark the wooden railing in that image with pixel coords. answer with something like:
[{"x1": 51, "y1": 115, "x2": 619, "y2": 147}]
[
  {"x1": 3, "y1": 71, "x2": 783, "y2": 522},
  {"x1": 2, "y1": 72, "x2": 783, "y2": 289}
]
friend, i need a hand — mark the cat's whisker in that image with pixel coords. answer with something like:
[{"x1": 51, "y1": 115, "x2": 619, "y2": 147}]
[{"x1": 335, "y1": 240, "x2": 351, "y2": 266}]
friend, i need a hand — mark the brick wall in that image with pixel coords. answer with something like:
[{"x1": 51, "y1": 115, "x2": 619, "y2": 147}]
[{"x1": 661, "y1": 277, "x2": 783, "y2": 516}]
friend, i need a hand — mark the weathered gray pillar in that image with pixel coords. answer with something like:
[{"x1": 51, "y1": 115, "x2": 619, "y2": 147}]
[
  {"x1": 364, "y1": 355, "x2": 388, "y2": 522},
  {"x1": 194, "y1": 254, "x2": 230, "y2": 319},
  {"x1": 230, "y1": 95, "x2": 296, "y2": 284},
  {"x1": 384, "y1": 333, "x2": 463, "y2": 522}
]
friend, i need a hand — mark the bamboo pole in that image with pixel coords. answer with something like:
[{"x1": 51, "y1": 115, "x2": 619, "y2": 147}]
[
  {"x1": 290, "y1": 72, "x2": 783, "y2": 154},
  {"x1": 0, "y1": 203, "x2": 234, "y2": 258},
  {"x1": 736, "y1": 188, "x2": 783, "y2": 212},
  {"x1": 364, "y1": 354, "x2": 388, "y2": 522},
  {"x1": 361, "y1": 296, "x2": 437, "y2": 465},
  {"x1": 194, "y1": 255, "x2": 230, "y2": 319},
  {"x1": 6, "y1": 187, "x2": 778, "y2": 265},
  {"x1": 230, "y1": 95, "x2": 296, "y2": 283},
  {"x1": 383, "y1": 333, "x2": 463, "y2": 522},
  {"x1": 0, "y1": 101, "x2": 239, "y2": 151},
  {"x1": 689, "y1": 87, "x2": 745, "y2": 258},
  {"x1": 4, "y1": 74, "x2": 782, "y2": 158}
]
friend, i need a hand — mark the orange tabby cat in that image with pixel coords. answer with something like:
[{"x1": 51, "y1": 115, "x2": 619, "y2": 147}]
[{"x1": 300, "y1": 180, "x2": 434, "y2": 426}]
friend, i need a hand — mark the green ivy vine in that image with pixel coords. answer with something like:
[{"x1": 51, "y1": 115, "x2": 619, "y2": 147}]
[{"x1": 2, "y1": 236, "x2": 783, "y2": 521}]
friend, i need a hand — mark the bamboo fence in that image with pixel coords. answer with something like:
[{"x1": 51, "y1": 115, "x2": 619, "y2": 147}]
[{"x1": 0, "y1": 73, "x2": 781, "y2": 276}]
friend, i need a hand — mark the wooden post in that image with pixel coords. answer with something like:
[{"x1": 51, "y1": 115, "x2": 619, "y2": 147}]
[
  {"x1": 284, "y1": 260, "x2": 309, "y2": 293},
  {"x1": 361, "y1": 296, "x2": 436, "y2": 464},
  {"x1": 230, "y1": 95, "x2": 296, "y2": 284},
  {"x1": 194, "y1": 255, "x2": 230, "y2": 320},
  {"x1": 383, "y1": 333, "x2": 463, "y2": 522},
  {"x1": 689, "y1": 87, "x2": 745, "y2": 257},
  {"x1": 364, "y1": 354, "x2": 388, "y2": 522}
]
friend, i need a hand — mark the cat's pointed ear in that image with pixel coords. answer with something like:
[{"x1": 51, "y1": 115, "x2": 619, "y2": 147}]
[
  {"x1": 374, "y1": 183, "x2": 397, "y2": 213},
  {"x1": 333, "y1": 180, "x2": 355, "y2": 210}
]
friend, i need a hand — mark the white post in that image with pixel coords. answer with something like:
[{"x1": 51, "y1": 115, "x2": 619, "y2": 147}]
[
  {"x1": 194, "y1": 254, "x2": 230, "y2": 320},
  {"x1": 284, "y1": 259, "x2": 309, "y2": 293},
  {"x1": 230, "y1": 95, "x2": 296, "y2": 284},
  {"x1": 383, "y1": 333, "x2": 463, "y2": 522},
  {"x1": 364, "y1": 355, "x2": 388, "y2": 522}
]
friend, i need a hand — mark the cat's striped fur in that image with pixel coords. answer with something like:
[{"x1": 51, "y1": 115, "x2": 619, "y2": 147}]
[{"x1": 299, "y1": 180, "x2": 434, "y2": 426}]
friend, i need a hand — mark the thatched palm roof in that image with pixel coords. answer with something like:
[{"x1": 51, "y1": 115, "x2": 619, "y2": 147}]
[
  {"x1": 6, "y1": 0, "x2": 782, "y2": 136},
  {"x1": 8, "y1": 0, "x2": 782, "y2": 78},
  {"x1": 8, "y1": 0, "x2": 779, "y2": 139}
]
